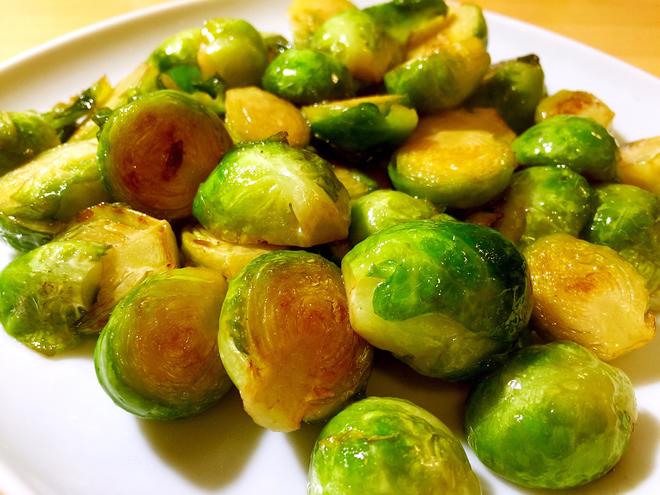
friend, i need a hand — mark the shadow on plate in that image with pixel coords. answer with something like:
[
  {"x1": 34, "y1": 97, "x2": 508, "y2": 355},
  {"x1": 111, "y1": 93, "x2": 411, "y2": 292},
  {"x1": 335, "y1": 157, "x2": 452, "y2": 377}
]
[
  {"x1": 287, "y1": 422, "x2": 323, "y2": 472},
  {"x1": 366, "y1": 351, "x2": 471, "y2": 436},
  {"x1": 612, "y1": 326, "x2": 660, "y2": 385},
  {"x1": 138, "y1": 388, "x2": 264, "y2": 490}
]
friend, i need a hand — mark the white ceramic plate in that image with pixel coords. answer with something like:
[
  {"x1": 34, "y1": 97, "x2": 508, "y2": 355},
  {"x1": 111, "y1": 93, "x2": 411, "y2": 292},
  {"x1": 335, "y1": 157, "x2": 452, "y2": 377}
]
[{"x1": 0, "y1": 1, "x2": 659, "y2": 494}]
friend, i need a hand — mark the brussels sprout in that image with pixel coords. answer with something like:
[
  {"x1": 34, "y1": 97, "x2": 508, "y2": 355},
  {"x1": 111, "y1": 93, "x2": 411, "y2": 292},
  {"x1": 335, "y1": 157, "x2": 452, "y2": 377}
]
[
  {"x1": 0, "y1": 77, "x2": 113, "y2": 173},
  {"x1": 149, "y1": 27, "x2": 202, "y2": 71},
  {"x1": 332, "y1": 165, "x2": 378, "y2": 200},
  {"x1": 617, "y1": 136, "x2": 660, "y2": 195},
  {"x1": 364, "y1": 0, "x2": 448, "y2": 45},
  {"x1": 95, "y1": 267, "x2": 231, "y2": 419},
  {"x1": 310, "y1": 10, "x2": 402, "y2": 83},
  {"x1": 262, "y1": 49, "x2": 355, "y2": 105},
  {"x1": 219, "y1": 250, "x2": 372, "y2": 431},
  {"x1": 181, "y1": 225, "x2": 281, "y2": 279},
  {"x1": 197, "y1": 18, "x2": 268, "y2": 87},
  {"x1": 98, "y1": 90, "x2": 232, "y2": 220},
  {"x1": 466, "y1": 341, "x2": 636, "y2": 489},
  {"x1": 535, "y1": 89, "x2": 615, "y2": 128},
  {"x1": 349, "y1": 190, "x2": 437, "y2": 244},
  {"x1": 224, "y1": 86, "x2": 310, "y2": 147},
  {"x1": 526, "y1": 234, "x2": 655, "y2": 361},
  {"x1": 0, "y1": 139, "x2": 110, "y2": 251},
  {"x1": 512, "y1": 115, "x2": 618, "y2": 182},
  {"x1": 262, "y1": 33, "x2": 291, "y2": 62},
  {"x1": 193, "y1": 140, "x2": 350, "y2": 247},
  {"x1": 390, "y1": 108, "x2": 515, "y2": 208},
  {"x1": 288, "y1": 0, "x2": 357, "y2": 48},
  {"x1": 0, "y1": 240, "x2": 107, "y2": 355},
  {"x1": 385, "y1": 36, "x2": 489, "y2": 114},
  {"x1": 443, "y1": 2, "x2": 488, "y2": 44},
  {"x1": 495, "y1": 166, "x2": 593, "y2": 248},
  {"x1": 302, "y1": 95, "x2": 418, "y2": 154},
  {"x1": 582, "y1": 184, "x2": 660, "y2": 311},
  {"x1": 342, "y1": 220, "x2": 532, "y2": 380},
  {"x1": 56, "y1": 203, "x2": 179, "y2": 333},
  {"x1": 309, "y1": 397, "x2": 481, "y2": 495},
  {"x1": 469, "y1": 54, "x2": 545, "y2": 133}
]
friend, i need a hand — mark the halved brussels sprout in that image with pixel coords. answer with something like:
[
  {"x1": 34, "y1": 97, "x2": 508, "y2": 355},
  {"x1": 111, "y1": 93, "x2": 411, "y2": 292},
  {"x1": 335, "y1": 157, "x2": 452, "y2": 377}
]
[
  {"x1": 495, "y1": 166, "x2": 593, "y2": 248},
  {"x1": 225, "y1": 86, "x2": 310, "y2": 147},
  {"x1": 535, "y1": 89, "x2": 615, "y2": 128},
  {"x1": 56, "y1": 203, "x2": 179, "y2": 333},
  {"x1": 98, "y1": 90, "x2": 232, "y2": 220},
  {"x1": 442, "y1": 2, "x2": 488, "y2": 44},
  {"x1": 582, "y1": 184, "x2": 660, "y2": 311},
  {"x1": 288, "y1": 0, "x2": 357, "y2": 48},
  {"x1": 95, "y1": 267, "x2": 232, "y2": 420},
  {"x1": 197, "y1": 18, "x2": 268, "y2": 87},
  {"x1": 149, "y1": 27, "x2": 202, "y2": 71},
  {"x1": 309, "y1": 396, "x2": 481, "y2": 495},
  {"x1": 262, "y1": 33, "x2": 291, "y2": 62},
  {"x1": 193, "y1": 140, "x2": 350, "y2": 247},
  {"x1": 617, "y1": 136, "x2": 660, "y2": 194},
  {"x1": 181, "y1": 225, "x2": 281, "y2": 279},
  {"x1": 332, "y1": 165, "x2": 378, "y2": 199},
  {"x1": 390, "y1": 108, "x2": 515, "y2": 208},
  {"x1": 0, "y1": 240, "x2": 107, "y2": 355},
  {"x1": 0, "y1": 112, "x2": 60, "y2": 175},
  {"x1": 466, "y1": 341, "x2": 636, "y2": 489},
  {"x1": 349, "y1": 189, "x2": 437, "y2": 244},
  {"x1": 385, "y1": 36, "x2": 489, "y2": 114},
  {"x1": 364, "y1": 0, "x2": 448, "y2": 45},
  {"x1": 219, "y1": 250, "x2": 372, "y2": 431},
  {"x1": 262, "y1": 48, "x2": 356, "y2": 105},
  {"x1": 302, "y1": 95, "x2": 418, "y2": 154},
  {"x1": 342, "y1": 220, "x2": 532, "y2": 380},
  {"x1": 0, "y1": 139, "x2": 110, "y2": 251},
  {"x1": 310, "y1": 10, "x2": 402, "y2": 83},
  {"x1": 526, "y1": 233, "x2": 655, "y2": 361},
  {"x1": 512, "y1": 115, "x2": 618, "y2": 182},
  {"x1": 469, "y1": 54, "x2": 545, "y2": 133}
]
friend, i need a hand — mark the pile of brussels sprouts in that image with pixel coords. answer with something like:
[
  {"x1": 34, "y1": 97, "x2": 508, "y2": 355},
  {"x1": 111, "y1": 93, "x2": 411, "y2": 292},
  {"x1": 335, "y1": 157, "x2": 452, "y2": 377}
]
[{"x1": 0, "y1": 0, "x2": 658, "y2": 492}]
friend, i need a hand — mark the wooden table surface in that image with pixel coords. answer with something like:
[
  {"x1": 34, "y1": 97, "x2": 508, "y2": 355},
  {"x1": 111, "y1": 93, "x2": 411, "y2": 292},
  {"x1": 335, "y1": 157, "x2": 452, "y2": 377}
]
[{"x1": 1, "y1": 0, "x2": 659, "y2": 77}]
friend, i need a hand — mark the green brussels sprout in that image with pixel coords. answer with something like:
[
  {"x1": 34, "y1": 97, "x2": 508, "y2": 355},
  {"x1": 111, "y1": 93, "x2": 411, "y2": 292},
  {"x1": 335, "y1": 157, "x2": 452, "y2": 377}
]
[
  {"x1": 193, "y1": 140, "x2": 350, "y2": 247},
  {"x1": 0, "y1": 240, "x2": 107, "y2": 355},
  {"x1": 526, "y1": 234, "x2": 655, "y2": 361},
  {"x1": 0, "y1": 77, "x2": 114, "y2": 173},
  {"x1": 495, "y1": 166, "x2": 594, "y2": 248},
  {"x1": 332, "y1": 165, "x2": 378, "y2": 200},
  {"x1": 181, "y1": 224, "x2": 281, "y2": 280},
  {"x1": 197, "y1": 18, "x2": 268, "y2": 87},
  {"x1": 364, "y1": 0, "x2": 448, "y2": 45},
  {"x1": 225, "y1": 86, "x2": 310, "y2": 147},
  {"x1": 262, "y1": 49, "x2": 355, "y2": 105},
  {"x1": 98, "y1": 90, "x2": 232, "y2": 220},
  {"x1": 261, "y1": 33, "x2": 291, "y2": 62},
  {"x1": 349, "y1": 189, "x2": 438, "y2": 244},
  {"x1": 219, "y1": 250, "x2": 372, "y2": 431},
  {"x1": 342, "y1": 220, "x2": 532, "y2": 380},
  {"x1": 0, "y1": 139, "x2": 111, "y2": 251},
  {"x1": 582, "y1": 184, "x2": 660, "y2": 311},
  {"x1": 56, "y1": 203, "x2": 179, "y2": 333},
  {"x1": 95, "y1": 267, "x2": 232, "y2": 420},
  {"x1": 535, "y1": 89, "x2": 615, "y2": 128},
  {"x1": 512, "y1": 115, "x2": 618, "y2": 182},
  {"x1": 288, "y1": 0, "x2": 357, "y2": 48},
  {"x1": 384, "y1": 37, "x2": 490, "y2": 114},
  {"x1": 310, "y1": 10, "x2": 402, "y2": 83},
  {"x1": 443, "y1": 2, "x2": 488, "y2": 44},
  {"x1": 149, "y1": 27, "x2": 202, "y2": 71},
  {"x1": 469, "y1": 54, "x2": 546, "y2": 133},
  {"x1": 302, "y1": 95, "x2": 418, "y2": 155},
  {"x1": 389, "y1": 108, "x2": 515, "y2": 209},
  {"x1": 309, "y1": 396, "x2": 481, "y2": 495},
  {"x1": 617, "y1": 136, "x2": 660, "y2": 195},
  {"x1": 466, "y1": 341, "x2": 637, "y2": 489}
]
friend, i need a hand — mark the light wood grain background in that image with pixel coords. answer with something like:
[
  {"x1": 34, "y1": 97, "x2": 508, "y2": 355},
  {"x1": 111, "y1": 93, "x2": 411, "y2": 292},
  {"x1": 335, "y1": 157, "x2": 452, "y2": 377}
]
[{"x1": 1, "y1": 0, "x2": 658, "y2": 77}]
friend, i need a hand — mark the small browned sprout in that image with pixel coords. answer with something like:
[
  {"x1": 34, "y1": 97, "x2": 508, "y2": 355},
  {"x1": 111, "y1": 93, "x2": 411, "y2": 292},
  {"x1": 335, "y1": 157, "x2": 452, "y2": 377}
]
[
  {"x1": 535, "y1": 89, "x2": 615, "y2": 128},
  {"x1": 617, "y1": 136, "x2": 660, "y2": 195}
]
